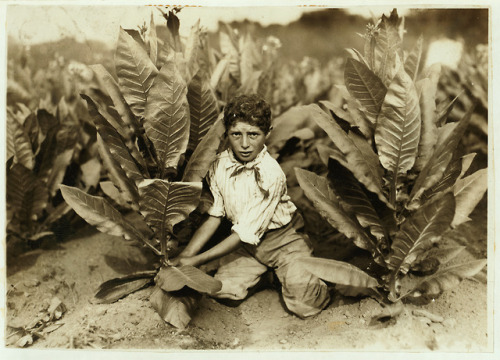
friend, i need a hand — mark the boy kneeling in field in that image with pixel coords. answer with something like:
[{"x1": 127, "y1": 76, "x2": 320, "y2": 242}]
[{"x1": 169, "y1": 94, "x2": 330, "y2": 318}]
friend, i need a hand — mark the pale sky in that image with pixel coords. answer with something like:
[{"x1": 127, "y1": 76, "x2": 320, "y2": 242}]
[{"x1": 5, "y1": 4, "x2": 411, "y2": 47}]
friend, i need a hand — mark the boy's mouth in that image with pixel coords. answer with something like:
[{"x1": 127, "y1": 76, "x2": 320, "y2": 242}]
[{"x1": 238, "y1": 151, "x2": 253, "y2": 158}]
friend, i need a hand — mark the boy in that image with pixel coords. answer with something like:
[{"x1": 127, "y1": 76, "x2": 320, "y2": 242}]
[{"x1": 169, "y1": 94, "x2": 330, "y2": 318}]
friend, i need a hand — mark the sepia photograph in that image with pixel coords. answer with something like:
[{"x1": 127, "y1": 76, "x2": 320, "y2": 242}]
[{"x1": 1, "y1": 0, "x2": 496, "y2": 357}]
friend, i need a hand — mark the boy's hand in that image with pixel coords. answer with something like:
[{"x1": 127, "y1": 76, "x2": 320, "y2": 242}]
[{"x1": 167, "y1": 256, "x2": 198, "y2": 267}]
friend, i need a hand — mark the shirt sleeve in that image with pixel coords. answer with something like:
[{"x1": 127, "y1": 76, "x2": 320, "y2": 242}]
[
  {"x1": 231, "y1": 170, "x2": 287, "y2": 245},
  {"x1": 206, "y1": 161, "x2": 225, "y2": 218}
]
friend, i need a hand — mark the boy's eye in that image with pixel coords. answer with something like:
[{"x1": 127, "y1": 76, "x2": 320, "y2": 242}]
[
  {"x1": 249, "y1": 133, "x2": 259, "y2": 139},
  {"x1": 230, "y1": 132, "x2": 241, "y2": 137}
]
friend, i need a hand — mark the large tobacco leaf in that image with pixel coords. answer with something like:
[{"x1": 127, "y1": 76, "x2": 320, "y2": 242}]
[
  {"x1": 409, "y1": 103, "x2": 476, "y2": 205},
  {"x1": 146, "y1": 12, "x2": 158, "y2": 67},
  {"x1": 155, "y1": 266, "x2": 222, "y2": 294},
  {"x1": 137, "y1": 179, "x2": 202, "y2": 236},
  {"x1": 373, "y1": 11, "x2": 403, "y2": 85},
  {"x1": 186, "y1": 68, "x2": 219, "y2": 152},
  {"x1": 115, "y1": 27, "x2": 158, "y2": 119},
  {"x1": 90, "y1": 64, "x2": 141, "y2": 132},
  {"x1": 408, "y1": 259, "x2": 487, "y2": 298},
  {"x1": 60, "y1": 185, "x2": 146, "y2": 243},
  {"x1": 403, "y1": 34, "x2": 423, "y2": 82},
  {"x1": 374, "y1": 67, "x2": 421, "y2": 200},
  {"x1": 344, "y1": 58, "x2": 387, "y2": 126},
  {"x1": 413, "y1": 77, "x2": 438, "y2": 172},
  {"x1": 150, "y1": 285, "x2": 201, "y2": 329},
  {"x1": 183, "y1": 116, "x2": 225, "y2": 183},
  {"x1": 328, "y1": 158, "x2": 386, "y2": 242},
  {"x1": 144, "y1": 59, "x2": 190, "y2": 176},
  {"x1": 295, "y1": 168, "x2": 385, "y2": 266},
  {"x1": 307, "y1": 104, "x2": 390, "y2": 207},
  {"x1": 451, "y1": 168, "x2": 487, "y2": 228},
  {"x1": 95, "y1": 271, "x2": 156, "y2": 303},
  {"x1": 97, "y1": 134, "x2": 140, "y2": 207},
  {"x1": 296, "y1": 257, "x2": 378, "y2": 288},
  {"x1": 82, "y1": 94, "x2": 144, "y2": 185},
  {"x1": 388, "y1": 193, "x2": 455, "y2": 281},
  {"x1": 183, "y1": 19, "x2": 201, "y2": 83}
]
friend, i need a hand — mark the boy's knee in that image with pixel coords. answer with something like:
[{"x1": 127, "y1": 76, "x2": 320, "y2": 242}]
[{"x1": 282, "y1": 276, "x2": 330, "y2": 318}]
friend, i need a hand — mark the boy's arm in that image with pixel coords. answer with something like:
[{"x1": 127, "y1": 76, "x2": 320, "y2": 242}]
[
  {"x1": 184, "y1": 232, "x2": 241, "y2": 267},
  {"x1": 179, "y1": 215, "x2": 222, "y2": 258}
]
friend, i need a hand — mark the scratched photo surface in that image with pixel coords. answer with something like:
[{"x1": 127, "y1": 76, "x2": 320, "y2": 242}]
[{"x1": 3, "y1": 3, "x2": 491, "y2": 354}]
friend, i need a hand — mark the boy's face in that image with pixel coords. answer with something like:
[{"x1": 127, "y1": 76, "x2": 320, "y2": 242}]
[{"x1": 227, "y1": 121, "x2": 267, "y2": 163}]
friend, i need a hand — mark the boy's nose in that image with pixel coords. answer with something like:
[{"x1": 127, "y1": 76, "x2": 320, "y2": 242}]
[{"x1": 241, "y1": 136, "x2": 249, "y2": 148}]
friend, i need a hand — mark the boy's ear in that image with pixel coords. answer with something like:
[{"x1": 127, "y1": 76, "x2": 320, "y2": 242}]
[{"x1": 266, "y1": 126, "x2": 273, "y2": 138}]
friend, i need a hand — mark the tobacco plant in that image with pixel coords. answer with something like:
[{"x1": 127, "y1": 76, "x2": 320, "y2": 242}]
[
  {"x1": 60, "y1": 10, "x2": 225, "y2": 328},
  {"x1": 294, "y1": 10, "x2": 487, "y2": 307},
  {"x1": 6, "y1": 100, "x2": 100, "y2": 249}
]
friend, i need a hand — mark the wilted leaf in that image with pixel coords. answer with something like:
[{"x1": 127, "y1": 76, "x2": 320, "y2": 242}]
[
  {"x1": 60, "y1": 185, "x2": 145, "y2": 242},
  {"x1": 144, "y1": 58, "x2": 190, "y2": 175},
  {"x1": 404, "y1": 34, "x2": 423, "y2": 82},
  {"x1": 155, "y1": 266, "x2": 222, "y2": 294},
  {"x1": 115, "y1": 27, "x2": 158, "y2": 119},
  {"x1": 95, "y1": 271, "x2": 156, "y2": 303},
  {"x1": 138, "y1": 180, "x2": 202, "y2": 235},
  {"x1": 388, "y1": 193, "x2": 455, "y2": 301},
  {"x1": 295, "y1": 168, "x2": 385, "y2": 266},
  {"x1": 410, "y1": 103, "x2": 476, "y2": 204},
  {"x1": 375, "y1": 67, "x2": 421, "y2": 181},
  {"x1": 413, "y1": 78, "x2": 438, "y2": 172},
  {"x1": 296, "y1": 257, "x2": 378, "y2": 288},
  {"x1": 183, "y1": 116, "x2": 225, "y2": 182},
  {"x1": 452, "y1": 168, "x2": 487, "y2": 227},
  {"x1": 187, "y1": 68, "x2": 219, "y2": 152},
  {"x1": 409, "y1": 259, "x2": 487, "y2": 298},
  {"x1": 344, "y1": 58, "x2": 387, "y2": 125},
  {"x1": 308, "y1": 104, "x2": 390, "y2": 207},
  {"x1": 149, "y1": 285, "x2": 200, "y2": 329}
]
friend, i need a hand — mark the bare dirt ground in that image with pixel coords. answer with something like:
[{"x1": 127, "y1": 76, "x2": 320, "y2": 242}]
[{"x1": 4, "y1": 196, "x2": 490, "y2": 354}]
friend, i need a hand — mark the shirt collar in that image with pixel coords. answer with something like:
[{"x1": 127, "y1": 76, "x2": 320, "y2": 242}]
[{"x1": 226, "y1": 145, "x2": 268, "y2": 169}]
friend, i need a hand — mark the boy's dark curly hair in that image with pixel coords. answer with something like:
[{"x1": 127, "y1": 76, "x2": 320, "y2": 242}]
[{"x1": 223, "y1": 94, "x2": 272, "y2": 134}]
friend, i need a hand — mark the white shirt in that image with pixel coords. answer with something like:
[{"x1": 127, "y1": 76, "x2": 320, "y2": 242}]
[{"x1": 207, "y1": 146, "x2": 297, "y2": 245}]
